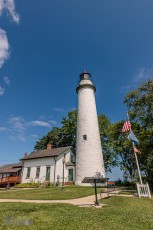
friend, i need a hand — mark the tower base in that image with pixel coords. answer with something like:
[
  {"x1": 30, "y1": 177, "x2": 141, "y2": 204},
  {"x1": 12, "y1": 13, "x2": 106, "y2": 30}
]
[
  {"x1": 75, "y1": 181, "x2": 107, "y2": 187},
  {"x1": 75, "y1": 181, "x2": 92, "y2": 186}
]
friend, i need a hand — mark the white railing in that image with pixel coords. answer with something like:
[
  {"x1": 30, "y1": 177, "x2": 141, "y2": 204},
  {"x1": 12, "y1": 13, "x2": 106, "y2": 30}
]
[
  {"x1": 137, "y1": 183, "x2": 151, "y2": 198},
  {"x1": 38, "y1": 176, "x2": 45, "y2": 183}
]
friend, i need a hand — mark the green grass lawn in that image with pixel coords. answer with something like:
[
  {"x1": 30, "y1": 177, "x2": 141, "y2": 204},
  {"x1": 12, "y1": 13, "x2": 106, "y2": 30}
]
[
  {"x1": 0, "y1": 186, "x2": 102, "y2": 200},
  {"x1": 0, "y1": 196, "x2": 152, "y2": 230}
]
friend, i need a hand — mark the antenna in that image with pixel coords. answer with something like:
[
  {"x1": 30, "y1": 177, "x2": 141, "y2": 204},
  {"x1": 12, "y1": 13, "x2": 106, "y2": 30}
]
[{"x1": 83, "y1": 64, "x2": 86, "y2": 73}]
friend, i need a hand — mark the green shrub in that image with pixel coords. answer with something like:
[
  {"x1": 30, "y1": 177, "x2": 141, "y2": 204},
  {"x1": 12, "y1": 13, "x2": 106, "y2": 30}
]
[{"x1": 15, "y1": 183, "x2": 39, "y2": 188}]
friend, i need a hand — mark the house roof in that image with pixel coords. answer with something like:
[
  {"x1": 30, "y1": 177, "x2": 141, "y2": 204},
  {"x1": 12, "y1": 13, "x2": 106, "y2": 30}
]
[
  {"x1": 0, "y1": 163, "x2": 23, "y2": 174},
  {"x1": 20, "y1": 146, "x2": 71, "y2": 161},
  {"x1": 65, "y1": 161, "x2": 75, "y2": 166}
]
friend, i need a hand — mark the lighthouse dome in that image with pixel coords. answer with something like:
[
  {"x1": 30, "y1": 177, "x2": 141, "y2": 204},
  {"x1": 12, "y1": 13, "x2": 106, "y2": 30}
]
[
  {"x1": 76, "y1": 71, "x2": 96, "y2": 93},
  {"x1": 79, "y1": 72, "x2": 92, "y2": 81}
]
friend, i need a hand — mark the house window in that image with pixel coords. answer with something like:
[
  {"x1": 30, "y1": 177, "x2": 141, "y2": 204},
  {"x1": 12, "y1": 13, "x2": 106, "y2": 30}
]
[
  {"x1": 83, "y1": 135, "x2": 87, "y2": 140},
  {"x1": 26, "y1": 167, "x2": 31, "y2": 178},
  {"x1": 36, "y1": 167, "x2": 40, "y2": 179}
]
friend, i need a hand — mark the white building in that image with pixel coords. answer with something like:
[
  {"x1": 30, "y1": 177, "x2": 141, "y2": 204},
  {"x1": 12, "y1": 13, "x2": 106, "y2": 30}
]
[
  {"x1": 21, "y1": 144, "x2": 75, "y2": 185},
  {"x1": 75, "y1": 71, "x2": 105, "y2": 185}
]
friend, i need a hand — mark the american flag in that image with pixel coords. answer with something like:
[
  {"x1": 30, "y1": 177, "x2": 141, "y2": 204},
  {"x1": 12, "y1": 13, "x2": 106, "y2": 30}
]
[{"x1": 122, "y1": 121, "x2": 131, "y2": 132}]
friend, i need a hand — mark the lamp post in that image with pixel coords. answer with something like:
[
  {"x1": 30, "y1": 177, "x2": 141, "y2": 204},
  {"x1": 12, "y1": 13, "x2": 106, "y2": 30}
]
[
  {"x1": 54, "y1": 157, "x2": 57, "y2": 187},
  {"x1": 61, "y1": 154, "x2": 66, "y2": 190}
]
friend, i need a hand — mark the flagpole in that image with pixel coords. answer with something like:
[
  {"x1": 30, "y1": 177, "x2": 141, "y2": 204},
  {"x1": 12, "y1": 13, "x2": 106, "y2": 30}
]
[
  {"x1": 132, "y1": 142, "x2": 142, "y2": 185},
  {"x1": 127, "y1": 111, "x2": 130, "y2": 121},
  {"x1": 127, "y1": 112, "x2": 143, "y2": 185}
]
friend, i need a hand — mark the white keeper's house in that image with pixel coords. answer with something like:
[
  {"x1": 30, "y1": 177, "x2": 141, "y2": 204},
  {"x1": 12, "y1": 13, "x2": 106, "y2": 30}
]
[{"x1": 20, "y1": 144, "x2": 76, "y2": 185}]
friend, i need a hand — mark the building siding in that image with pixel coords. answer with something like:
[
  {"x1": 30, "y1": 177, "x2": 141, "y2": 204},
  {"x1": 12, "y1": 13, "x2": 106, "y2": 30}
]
[{"x1": 21, "y1": 149, "x2": 75, "y2": 184}]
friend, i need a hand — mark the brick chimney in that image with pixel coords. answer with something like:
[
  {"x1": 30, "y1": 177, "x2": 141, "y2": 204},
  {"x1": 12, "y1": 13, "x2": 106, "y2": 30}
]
[
  {"x1": 24, "y1": 152, "x2": 28, "y2": 157},
  {"x1": 47, "y1": 143, "x2": 52, "y2": 150}
]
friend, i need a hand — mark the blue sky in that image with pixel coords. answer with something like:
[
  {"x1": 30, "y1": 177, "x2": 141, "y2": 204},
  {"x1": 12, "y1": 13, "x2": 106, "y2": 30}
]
[{"x1": 0, "y1": 0, "x2": 153, "y2": 180}]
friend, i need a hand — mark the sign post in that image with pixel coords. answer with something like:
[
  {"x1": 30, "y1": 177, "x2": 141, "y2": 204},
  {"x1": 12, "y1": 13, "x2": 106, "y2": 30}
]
[{"x1": 82, "y1": 177, "x2": 109, "y2": 206}]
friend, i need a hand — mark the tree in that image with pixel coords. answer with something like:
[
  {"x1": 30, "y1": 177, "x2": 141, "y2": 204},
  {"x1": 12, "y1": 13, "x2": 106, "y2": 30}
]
[
  {"x1": 34, "y1": 110, "x2": 77, "y2": 150},
  {"x1": 124, "y1": 80, "x2": 153, "y2": 128},
  {"x1": 109, "y1": 121, "x2": 140, "y2": 182},
  {"x1": 60, "y1": 110, "x2": 77, "y2": 148},
  {"x1": 124, "y1": 79, "x2": 153, "y2": 188},
  {"x1": 98, "y1": 114, "x2": 118, "y2": 172},
  {"x1": 34, "y1": 127, "x2": 63, "y2": 150}
]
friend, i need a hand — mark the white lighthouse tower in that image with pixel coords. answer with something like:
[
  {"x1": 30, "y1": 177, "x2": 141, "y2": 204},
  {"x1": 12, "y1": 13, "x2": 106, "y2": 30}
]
[{"x1": 75, "y1": 71, "x2": 105, "y2": 185}]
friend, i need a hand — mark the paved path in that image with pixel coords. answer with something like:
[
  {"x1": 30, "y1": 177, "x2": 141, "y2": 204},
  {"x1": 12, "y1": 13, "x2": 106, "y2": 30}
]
[
  {"x1": 0, "y1": 194, "x2": 103, "y2": 206},
  {"x1": 0, "y1": 193, "x2": 108, "y2": 206},
  {"x1": 0, "y1": 192, "x2": 133, "y2": 207}
]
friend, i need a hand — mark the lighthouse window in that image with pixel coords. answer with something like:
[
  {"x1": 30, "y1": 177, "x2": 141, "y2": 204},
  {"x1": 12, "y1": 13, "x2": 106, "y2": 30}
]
[{"x1": 83, "y1": 135, "x2": 87, "y2": 140}]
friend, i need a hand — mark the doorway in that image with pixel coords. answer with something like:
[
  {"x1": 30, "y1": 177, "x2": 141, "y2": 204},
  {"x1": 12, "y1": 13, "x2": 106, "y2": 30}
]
[
  {"x1": 46, "y1": 166, "x2": 50, "y2": 181},
  {"x1": 68, "y1": 169, "x2": 73, "y2": 181}
]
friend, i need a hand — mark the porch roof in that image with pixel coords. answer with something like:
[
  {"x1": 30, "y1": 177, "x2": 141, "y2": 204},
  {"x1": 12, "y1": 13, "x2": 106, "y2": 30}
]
[
  {"x1": 65, "y1": 161, "x2": 75, "y2": 166},
  {"x1": 0, "y1": 163, "x2": 23, "y2": 174}
]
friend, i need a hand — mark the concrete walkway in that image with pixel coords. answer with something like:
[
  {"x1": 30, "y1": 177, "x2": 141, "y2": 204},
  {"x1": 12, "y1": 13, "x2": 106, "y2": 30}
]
[
  {"x1": 0, "y1": 194, "x2": 103, "y2": 206},
  {"x1": 0, "y1": 192, "x2": 133, "y2": 207}
]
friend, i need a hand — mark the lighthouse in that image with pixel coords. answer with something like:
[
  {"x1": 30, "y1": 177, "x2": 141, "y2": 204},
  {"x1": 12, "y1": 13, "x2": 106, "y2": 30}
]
[{"x1": 75, "y1": 71, "x2": 105, "y2": 185}]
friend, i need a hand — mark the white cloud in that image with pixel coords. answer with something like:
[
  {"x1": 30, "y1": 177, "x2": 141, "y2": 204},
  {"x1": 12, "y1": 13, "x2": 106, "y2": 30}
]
[
  {"x1": 53, "y1": 107, "x2": 65, "y2": 112},
  {"x1": 0, "y1": 28, "x2": 9, "y2": 68},
  {"x1": 17, "y1": 135, "x2": 26, "y2": 142},
  {"x1": 133, "y1": 68, "x2": 153, "y2": 83},
  {"x1": 9, "y1": 133, "x2": 26, "y2": 142},
  {"x1": 6, "y1": 115, "x2": 56, "y2": 142},
  {"x1": 0, "y1": 85, "x2": 5, "y2": 95},
  {"x1": 27, "y1": 120, "x2": 51, "y2": 128},
  {"x1": 120, "y1": 67, "x2": 153, "y2": 93},
  {"x1": 38, "y1": 115, "x2": 47, "y2": 120},
  {"x1": 8, "y1": 116, "x2": 26, "y2": 131},
  {"x1": 0, "y1": 0, "x2": 4, "y2": 14},
  {"x1": 29, "y1": 134, "x2": 38, "y2": 141},
  {"x1": 70, "y1": 107, "x2": 77, "y2": 111},
  {"x1": 3, "y1": 76, "x2": 10, "y2": 84},
  {"x1": 8, "y1": 116, "x2": 27, "y2": 141},
  {"x1": 0, "y1": 0, "x2": 20, "y2": 24},
  {"x1": 9, "y1": 116, "x2": 55, "y2": 130},
  {"x1": 120, "y1": 85, "x2": 133, "y2": 93},
  {"x1": 0, "y1": 126, "x2": 7, "y2": 131},
  {"x1": 30, "y1": 134, "x2": 38, "y2": 138},
  {"x1": 49, "y1": 120, "x2": 57, "y2": 125}
]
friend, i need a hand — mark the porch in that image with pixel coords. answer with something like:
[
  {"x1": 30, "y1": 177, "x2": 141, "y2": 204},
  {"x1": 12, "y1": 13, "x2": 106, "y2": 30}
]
[{"x1": 0, "y1": 176, "x2": 21, "y2": 186}]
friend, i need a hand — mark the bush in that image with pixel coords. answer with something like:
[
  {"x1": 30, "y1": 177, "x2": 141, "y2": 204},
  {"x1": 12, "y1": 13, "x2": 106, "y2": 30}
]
[{"x1": 15, "y1": 183, "x2": 39, "y2": 188}]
